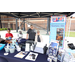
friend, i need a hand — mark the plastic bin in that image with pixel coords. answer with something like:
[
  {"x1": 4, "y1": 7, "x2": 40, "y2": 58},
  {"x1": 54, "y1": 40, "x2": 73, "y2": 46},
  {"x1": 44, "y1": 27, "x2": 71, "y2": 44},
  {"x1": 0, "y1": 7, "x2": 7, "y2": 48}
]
[
  {"x1": 4, "y1": 46, "x2": 9, "y2": 53},
  {"x1": 0, "y1": 44, "x2": 5, "y2": 50},
  {"x1": 9, "y1": 46, "x2": 15, "y2": 53}
]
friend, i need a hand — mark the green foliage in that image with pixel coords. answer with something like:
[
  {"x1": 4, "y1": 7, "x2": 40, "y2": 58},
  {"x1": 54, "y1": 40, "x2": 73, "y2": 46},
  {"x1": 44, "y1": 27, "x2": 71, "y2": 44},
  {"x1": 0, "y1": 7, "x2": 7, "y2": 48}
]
[
  {"x1": 0, "y1": 28, "x2": 12, "y2": 31},
  {"x1": 2, "y1": 28, "x2": 5, "y2": 30},
  {"x1": 5, "y1": 28, "x2": 7, "y2": 30},
  {"x1": 65, "y1": 31, "x2": 75, "y2": 37},
  {"x1": 0, "y1": 28, "x2": 2, "y2": 31}
]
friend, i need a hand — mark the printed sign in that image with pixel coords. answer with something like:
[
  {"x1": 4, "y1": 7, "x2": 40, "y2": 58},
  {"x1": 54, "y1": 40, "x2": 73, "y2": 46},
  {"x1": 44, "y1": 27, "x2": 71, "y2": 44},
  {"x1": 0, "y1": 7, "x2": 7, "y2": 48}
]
[{"x1": 50, "y1": 16, "x2": 66, "y2": 48}]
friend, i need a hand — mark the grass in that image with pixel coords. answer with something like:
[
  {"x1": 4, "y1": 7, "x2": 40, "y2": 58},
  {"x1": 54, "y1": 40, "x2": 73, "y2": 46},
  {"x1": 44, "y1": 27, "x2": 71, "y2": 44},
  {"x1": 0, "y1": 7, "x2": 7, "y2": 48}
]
[{"x1": 65, "y1": 31, "x2": 75, "y2": 37}]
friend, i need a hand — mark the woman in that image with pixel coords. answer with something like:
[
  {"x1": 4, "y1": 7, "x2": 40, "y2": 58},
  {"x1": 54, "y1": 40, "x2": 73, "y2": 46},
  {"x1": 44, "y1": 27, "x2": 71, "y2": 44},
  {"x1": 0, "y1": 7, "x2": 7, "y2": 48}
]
[{"x1": 35, "y1": 30, "x2": 43, "y2": 42}]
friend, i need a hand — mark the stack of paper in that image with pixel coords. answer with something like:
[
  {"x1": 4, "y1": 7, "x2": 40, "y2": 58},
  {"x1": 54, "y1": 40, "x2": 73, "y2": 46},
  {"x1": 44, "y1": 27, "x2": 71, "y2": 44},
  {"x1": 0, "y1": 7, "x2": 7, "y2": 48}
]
[
  {"x1": 34, "y1": 42, "x2": 45, "y2": 54},
  {"x1": 34, "y1": 47, "x2": 44, "y2": 54}
]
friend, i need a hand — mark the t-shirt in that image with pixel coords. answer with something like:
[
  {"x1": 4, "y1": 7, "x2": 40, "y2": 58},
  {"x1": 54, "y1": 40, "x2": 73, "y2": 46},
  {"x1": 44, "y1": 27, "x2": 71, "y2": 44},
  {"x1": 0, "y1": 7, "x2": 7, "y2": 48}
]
[
  {"x1": 27, "y1": 29, "x2": 36, "y2": 41},
  {"x1": 5, "y1": 33, "x2": 13, "y2": 38}
]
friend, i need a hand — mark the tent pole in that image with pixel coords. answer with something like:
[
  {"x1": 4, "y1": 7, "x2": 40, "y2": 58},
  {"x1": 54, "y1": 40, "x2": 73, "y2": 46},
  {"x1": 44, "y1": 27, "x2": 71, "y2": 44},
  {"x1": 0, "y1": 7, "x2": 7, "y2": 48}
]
[
  {"x1": 46, "y1": 17, "x2": 50, "y2": 34},
  {"x1": 68, "y1": 19, "x2": 71, "y2": 37},
  {"x1": 16, "y1": 18, "x2": 18, "y2": 32},
  {"x1": 19, "y1": 18, "x2": 20, "y2": 29},
  {"x1": 23, "y1": 18, "x2": 25, "y2": 31},
  {"x1": 66, "y1": 19, "x2": 69, "y2": 38}
]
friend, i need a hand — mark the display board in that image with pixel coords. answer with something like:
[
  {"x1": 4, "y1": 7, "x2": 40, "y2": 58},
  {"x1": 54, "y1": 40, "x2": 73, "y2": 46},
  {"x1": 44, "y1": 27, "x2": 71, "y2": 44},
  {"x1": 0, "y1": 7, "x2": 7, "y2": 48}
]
[{"x1": 50, "y1": 16, "x2": 66, "y2": 48}]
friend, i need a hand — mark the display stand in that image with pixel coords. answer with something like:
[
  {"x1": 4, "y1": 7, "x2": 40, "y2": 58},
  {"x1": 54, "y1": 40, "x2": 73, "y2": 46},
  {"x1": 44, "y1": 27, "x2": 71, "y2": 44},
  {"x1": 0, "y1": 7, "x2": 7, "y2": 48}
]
[{"x1": 50, "y1": 16, "x2": 66, "y2": 49}]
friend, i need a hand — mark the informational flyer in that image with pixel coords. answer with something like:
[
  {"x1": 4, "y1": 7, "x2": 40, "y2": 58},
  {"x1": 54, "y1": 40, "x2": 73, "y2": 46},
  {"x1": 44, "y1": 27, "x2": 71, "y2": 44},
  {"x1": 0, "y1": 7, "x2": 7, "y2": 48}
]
[
  {"x1": 14, "y1": 51, "x2": 28, "y2": 59},
  {"x1": 50, "y1": 16, "x2": 66, "y2": 48},
  {"x1": 25, "y1": 52, "x2": 38, "y2": 61}
]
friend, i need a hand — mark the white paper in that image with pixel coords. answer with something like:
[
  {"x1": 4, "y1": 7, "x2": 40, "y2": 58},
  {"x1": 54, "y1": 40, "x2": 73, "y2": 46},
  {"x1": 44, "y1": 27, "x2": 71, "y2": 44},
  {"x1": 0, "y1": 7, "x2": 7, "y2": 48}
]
[
  {"x1": 36, "y1": 42, "x2": 45, "y2": 48},
  {"x1": 34, "y1": 47, "x2": 44, "y2": 54},
  {"x1": 25, "y1": 52, "x2": 38, "y2": 61},
  {"x1": 63, "y1": 53, "x2": 71, "y2": 62},
  {"x1": 25, "y1": 43, "x2": 30, "y2": 51},
  {"x1": 31, "y1": 45, "x2": 33, "y2": 51}
]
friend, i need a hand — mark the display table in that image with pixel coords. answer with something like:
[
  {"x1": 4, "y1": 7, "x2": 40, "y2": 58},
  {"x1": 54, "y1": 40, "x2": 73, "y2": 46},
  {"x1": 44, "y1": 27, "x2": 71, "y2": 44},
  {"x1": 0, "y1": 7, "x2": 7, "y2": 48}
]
[
  {"x1": 0, "y1": 38, "x2": 60, "y2": 62},
  {"x1": 66, "y1": 48, "x2": 75, "y2": 58},
  {"x1": 0, "y1": 49, "x2": 48, "y2": 62}
]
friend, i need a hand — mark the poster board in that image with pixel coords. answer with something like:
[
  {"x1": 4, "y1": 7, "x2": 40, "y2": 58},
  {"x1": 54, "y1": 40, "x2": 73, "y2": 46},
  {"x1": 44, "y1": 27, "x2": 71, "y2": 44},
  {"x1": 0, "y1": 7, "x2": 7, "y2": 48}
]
[{"x1": 50, "y1": 16, "x2": 66, "y2": 48}]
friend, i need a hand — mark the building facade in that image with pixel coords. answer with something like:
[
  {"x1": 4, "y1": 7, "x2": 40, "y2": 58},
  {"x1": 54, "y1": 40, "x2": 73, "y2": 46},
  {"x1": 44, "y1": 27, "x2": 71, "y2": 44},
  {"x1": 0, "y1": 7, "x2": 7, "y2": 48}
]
[
  {"x1": 0, "y1": 15, "x2": 75, "y2": 31},
  {"x1": 0, "y1": 15, "x2": 47, "y2": 30}
]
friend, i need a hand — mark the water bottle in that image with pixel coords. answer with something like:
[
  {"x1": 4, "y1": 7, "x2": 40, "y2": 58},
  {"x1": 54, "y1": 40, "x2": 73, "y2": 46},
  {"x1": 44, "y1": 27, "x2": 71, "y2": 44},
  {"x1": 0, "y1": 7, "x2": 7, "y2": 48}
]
[
  {"x1": 15, "y1": 43, "x2": 21, "y2": 52},
  {"x1": 7, "y1": 44, "x2": 9, "y2": 49}
]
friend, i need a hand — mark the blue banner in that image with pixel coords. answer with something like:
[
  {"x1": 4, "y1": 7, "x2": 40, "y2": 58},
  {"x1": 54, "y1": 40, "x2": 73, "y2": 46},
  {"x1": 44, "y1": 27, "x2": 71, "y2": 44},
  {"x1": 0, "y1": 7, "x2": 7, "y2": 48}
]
[{"x1": 50, "y1": 16, "x2": 66, "y2": 48}]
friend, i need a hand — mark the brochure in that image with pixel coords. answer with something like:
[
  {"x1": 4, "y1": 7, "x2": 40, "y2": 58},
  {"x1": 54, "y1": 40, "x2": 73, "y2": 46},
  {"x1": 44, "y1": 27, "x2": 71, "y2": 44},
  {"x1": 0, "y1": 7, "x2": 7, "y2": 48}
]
[
  {"x1": 25, "y1": 52, "x2": 38, "y2": 61},
  {"x1": 48, "y1": 47, "x2": 57, "y2": 56},
  {"x1": 14, "y1": 51, "x2": 28, "y2": 59}
]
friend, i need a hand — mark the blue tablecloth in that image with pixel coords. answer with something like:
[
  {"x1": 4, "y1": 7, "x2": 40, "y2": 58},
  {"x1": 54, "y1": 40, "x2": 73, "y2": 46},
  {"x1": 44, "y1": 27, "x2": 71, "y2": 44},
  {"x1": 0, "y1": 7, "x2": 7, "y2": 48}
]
[
  {"x1": 0, "y1": 48, "x2": 48, "y2": 62},
  {"x1": 0, "y1": 38, "x2": 60, "y2": 62},
  {"x1": 18, "y1": 38, "x2": 27, "y2": 44},
  {"x1": 0, "y1": 38, "x2": 48, "y2": 62}
]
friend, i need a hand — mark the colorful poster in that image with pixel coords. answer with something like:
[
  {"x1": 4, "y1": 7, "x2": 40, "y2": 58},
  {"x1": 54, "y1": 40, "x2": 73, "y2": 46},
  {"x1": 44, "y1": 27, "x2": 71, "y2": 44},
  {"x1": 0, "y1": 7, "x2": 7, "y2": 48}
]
[{"x1": 50, "y1": 16, "x2": 66, "y2": 48}]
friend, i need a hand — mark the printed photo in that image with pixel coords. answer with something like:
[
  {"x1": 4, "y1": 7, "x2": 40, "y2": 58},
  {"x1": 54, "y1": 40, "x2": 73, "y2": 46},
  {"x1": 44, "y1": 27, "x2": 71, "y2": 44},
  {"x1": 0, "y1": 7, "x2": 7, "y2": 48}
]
[{"x1": 56, "y1": 28, "x2": 64, "y2": 46}]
